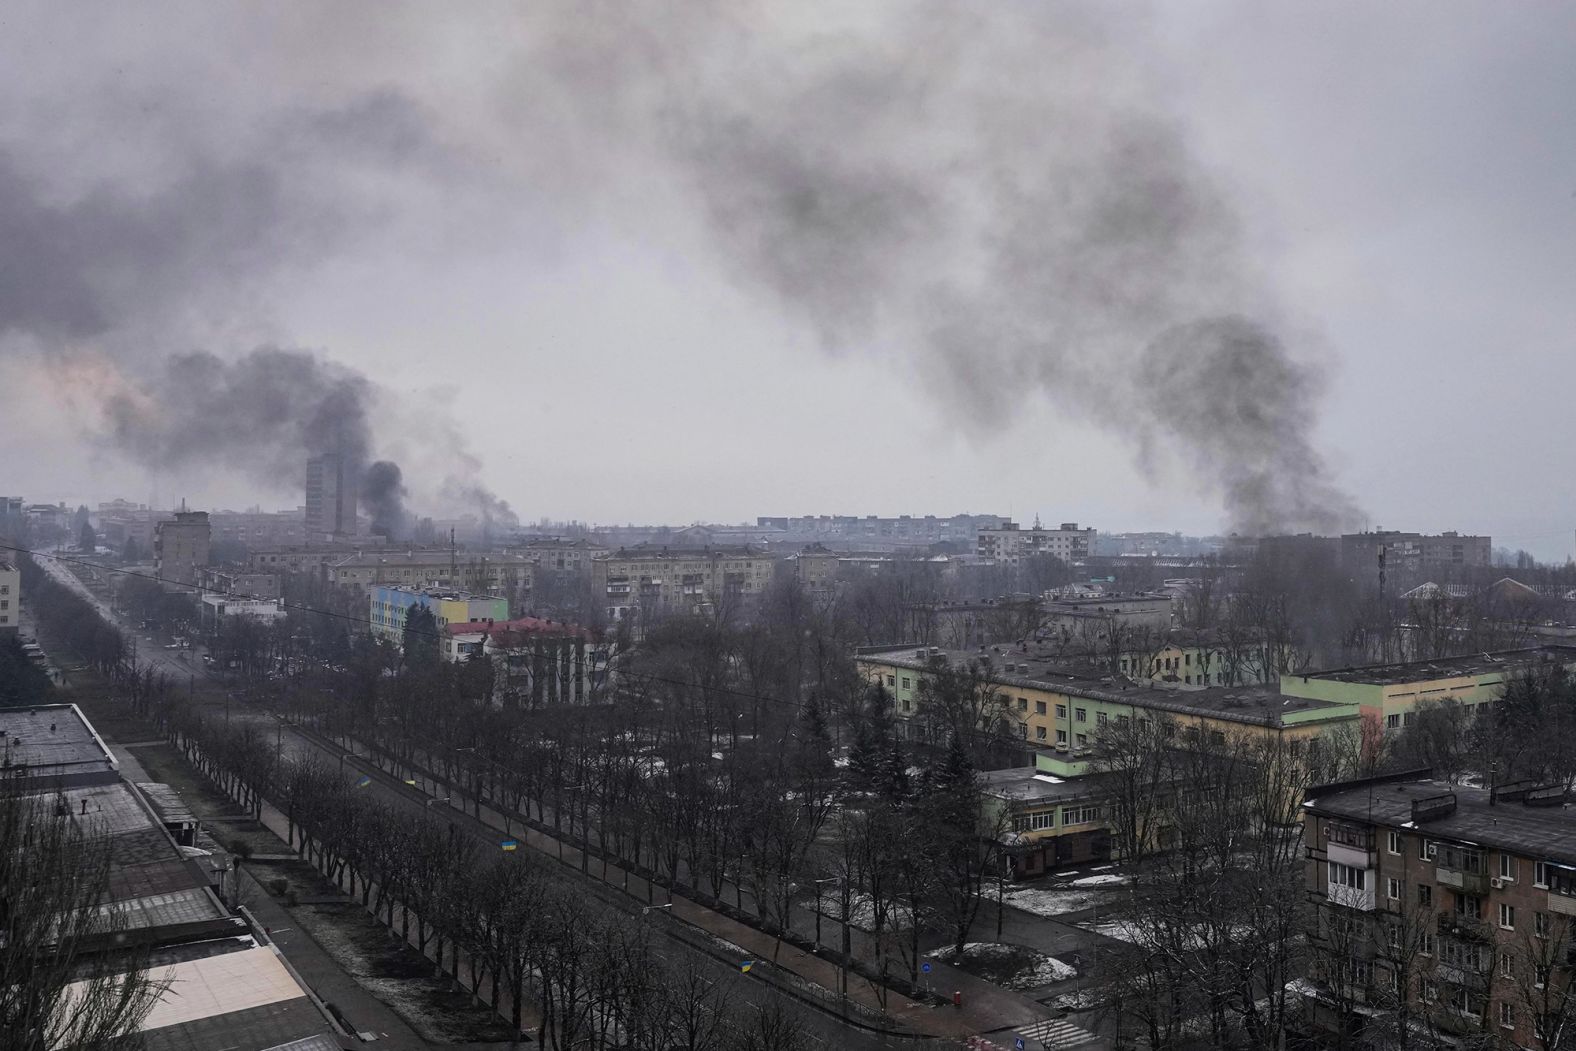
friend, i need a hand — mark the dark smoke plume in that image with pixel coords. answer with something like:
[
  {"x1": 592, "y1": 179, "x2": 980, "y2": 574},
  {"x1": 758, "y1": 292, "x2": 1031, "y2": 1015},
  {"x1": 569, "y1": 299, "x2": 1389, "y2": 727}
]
[
  {"x1": 518, "y1": 4, "x2": 1360, "y2": 533},
  {"x1": 362, "y1": 460, "x2": 410, "y2": 540}
]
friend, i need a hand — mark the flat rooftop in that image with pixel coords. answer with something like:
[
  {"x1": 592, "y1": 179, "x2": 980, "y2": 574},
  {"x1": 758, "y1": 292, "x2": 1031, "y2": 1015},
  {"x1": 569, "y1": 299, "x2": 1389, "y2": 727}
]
[
  {"x1": 980, "y1": 766, "x2": 1105, "y2": 804},
  {"x1": 0, "y1": 704, "x2": 118, "y2": 784},
  {"x1": 1299, "y1": 645, "x2": 1576, "y2": 686},
  {"x1": 1306, "y1": 777, "x2": 1576, "y2": 868},
  {"x1": 861, "y1": 647, "x2": 1347, "y2": 726}
]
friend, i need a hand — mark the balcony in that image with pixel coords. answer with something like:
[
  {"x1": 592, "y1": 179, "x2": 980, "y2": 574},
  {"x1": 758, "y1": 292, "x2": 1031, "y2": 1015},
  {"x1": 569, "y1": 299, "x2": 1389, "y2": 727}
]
[
  {"x1": 1327, "y1": 840, "x2": 1376, "y2": 870},
  {"x1": 1326, "y1": 882, "x2": 1377, "y2": 912},
  {"x1": 1437, "y1": 912, "x2": 1491, "y2": 943},
  {"x1": 1436, "y1": 866, "x2": 1489, "y2": 896},
  {"x1": 1550, "y1": 891, "x2": 1576, "y2": 917},
  {"x1": 1435, "y1": 963, "x2": 1490, "y2": 990}
]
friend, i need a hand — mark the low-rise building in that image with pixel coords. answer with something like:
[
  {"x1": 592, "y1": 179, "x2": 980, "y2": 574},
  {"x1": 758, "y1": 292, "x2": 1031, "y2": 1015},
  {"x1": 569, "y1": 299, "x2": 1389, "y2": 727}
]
[
  {"x1": 1301, "y1": 770, "x2": 1576, "y2": 1046},
  {"x1": 982, "y1": 757, "x2": 1116, "y2": 876},
  {"x1": 0, "y1": 703, "x2": 338, "y2": 1048},
  {"x1": 199, "y1": 594, "x2": 288, "y2": 630},
  {"x1": 858, "y1": 645, "x2": 1358, "y2": 769},
  {"x1": 369, "y1": 584, "x2": 508, "y2": 645},
  {"x1": 1041, "y1": 592, "x2": 1173, "y2": 634},
  {"x1": 1280, "y1": 646, "x2": 1576, "y2": 735},
  {"x1": 591, "y1": 546, "x2": 777, "y2": 622}
]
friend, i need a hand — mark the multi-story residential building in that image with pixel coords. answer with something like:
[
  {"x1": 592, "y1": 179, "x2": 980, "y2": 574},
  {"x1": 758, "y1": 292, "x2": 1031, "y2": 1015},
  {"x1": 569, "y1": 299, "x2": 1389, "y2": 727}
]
[
  {"x1": 515, "y1": 537, "x2": 607, "y2": 576},
  {"x1": 0, "y1": 559, "x2": 18, "y2": 633},
  {"x1": 442, "y1": 615, "x2": 611, "y2": 705},
  {"x1": 591, "y1": 546, "x2": 778, "y2": 622},
  {"x1": 0, "y1": 496, "x2": 24, "y2": 519},
  {"x1": 208, "y1": 508, "x2": 307, "y2": 548},
  {"x1": 153, "y1": 510, "x2": 211, "y2": 590},
  {"x1": 976, "y1": 521, "x2": 1097, "y2": 565},
  {"x1": 790, "y1": 544, "x2": 843, "y2": 599},
  {"x1": 1281, "y1": 646, "x2": 1576, "y2": 735},
  {"x1": 1301, "y1": 771, "x2": 1576, "y2": 1046},
  {"x1": 857, "y1": 645, "x2": 1358, "y2": 767},
  {"x1": 330, "y1": 550, "x2": 535, "y2": 600},
  {"x1": 368, "y1": 584, "x2": 508, "y2": 645},
  {"x1": 305, "y1": 452, "x2": 359, "y2": 538},
  {"x1": 755, "y1": 513, "x2": 1011, "y2": 550},
  {"x1": 1340, "y1": 530, "x2": 1493, "y2": 575}
]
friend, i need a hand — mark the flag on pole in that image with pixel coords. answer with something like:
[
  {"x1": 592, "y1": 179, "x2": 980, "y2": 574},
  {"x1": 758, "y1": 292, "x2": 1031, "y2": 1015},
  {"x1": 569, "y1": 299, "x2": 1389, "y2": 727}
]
[
  {"x1": 355, "y1": 775, "x2": 372, "y2": 788},
  {"x1": 740, "y1": 960, "x2": 754, "y2": 974},
  {"x1": 501, "y1": 839, "x2": 519, "y2": 852}
]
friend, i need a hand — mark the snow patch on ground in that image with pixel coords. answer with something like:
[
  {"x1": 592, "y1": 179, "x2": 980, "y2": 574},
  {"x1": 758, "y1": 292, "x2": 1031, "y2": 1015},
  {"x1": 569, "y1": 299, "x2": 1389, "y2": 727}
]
[
  {"x1": 1069, "y1": 873, "x2": 1131, "y2": 887},
  {"x1": 1001, "y1": 886, "x2": 1111, "y2": 918},
  {"x1": 931, "y1": 942, "x2": 1077, "y2": 991},
  {"x1": 813, "y1": 888, "x2": 913, "y2": 931}
]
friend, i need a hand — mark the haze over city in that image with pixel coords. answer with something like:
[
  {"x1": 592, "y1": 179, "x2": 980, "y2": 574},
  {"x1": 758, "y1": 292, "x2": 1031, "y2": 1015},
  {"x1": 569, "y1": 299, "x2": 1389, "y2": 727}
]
[
  {"x1": 2, "y1": 2, "x2": 1575, "y2": 558},
  {"x1": 8, "y1": 6, "x2": 1576, "y2": 1051}
]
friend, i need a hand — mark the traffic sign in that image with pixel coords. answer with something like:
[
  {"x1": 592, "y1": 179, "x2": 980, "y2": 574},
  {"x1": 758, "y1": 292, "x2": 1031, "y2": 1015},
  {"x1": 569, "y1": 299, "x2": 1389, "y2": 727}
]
[
  {"x1": 920, "y1": 960, "x2": 932, "y2": 974},
  {"x1": 1014, "y1": 1039, "x2": 1025, "y2": 1051}
]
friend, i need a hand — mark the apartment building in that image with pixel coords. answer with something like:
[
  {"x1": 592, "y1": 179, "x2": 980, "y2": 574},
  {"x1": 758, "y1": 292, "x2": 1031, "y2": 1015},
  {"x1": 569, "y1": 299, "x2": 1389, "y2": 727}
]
[
  {"x1": 442, "y1": 615, "x2": 611, "y2": 705},
  {"x1": 591, "y1": 546, "x2": 777, "y2": 621},
  {"x1": 515, "y1": 537, "x2": 607, "y2": 575},
  {"x1": 1302, "y1": 771, "x2": 1576, "y2": 1046},
  {"x1": 1340, "y1": 530, "x2": 1493, "y2": 574},
  {"x1": 330, "y1": 550, "x2": 536, "y2": 598},
  {"x1": 976, "y1": 521, "x2": 1097, "y2": 565},
  {"x1": 208, "y1": 508, "x2": 307, "y2": 547},
  {"x1": 304, "y1": 452, "x2": 358, "y2": 537},
  {"x1": 0, "y1": 559, "x2": 17, "y2": 633},
  {"x1": 368, "y1": 584, "x2": 509, "y2": 645},
  {"x1": 153, "y1": 510, "x2": 210, "y2": 589}
]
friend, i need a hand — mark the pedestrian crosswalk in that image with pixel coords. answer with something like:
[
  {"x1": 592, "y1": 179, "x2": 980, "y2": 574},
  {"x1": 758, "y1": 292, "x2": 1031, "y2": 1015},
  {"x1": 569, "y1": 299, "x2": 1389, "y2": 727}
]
[{"x1": 1014, "y1": 1016, "x2": 1103, "y2": 1049}]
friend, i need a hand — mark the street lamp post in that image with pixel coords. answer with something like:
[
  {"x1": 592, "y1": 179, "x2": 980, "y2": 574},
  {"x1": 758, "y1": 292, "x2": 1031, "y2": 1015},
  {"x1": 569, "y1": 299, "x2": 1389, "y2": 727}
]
[{"x1": 812, "y1": 877, "x2": 836, "y2": 951}]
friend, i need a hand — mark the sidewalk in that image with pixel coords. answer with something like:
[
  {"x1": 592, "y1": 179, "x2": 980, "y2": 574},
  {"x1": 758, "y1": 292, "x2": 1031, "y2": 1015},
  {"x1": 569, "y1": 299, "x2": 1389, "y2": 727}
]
[
  {"x1": 106, "y1": 743, "x2": 443, "y2": 1050},
  {"x1": 316, "y1": 726, "x2": 1061, "y2": 1042}
]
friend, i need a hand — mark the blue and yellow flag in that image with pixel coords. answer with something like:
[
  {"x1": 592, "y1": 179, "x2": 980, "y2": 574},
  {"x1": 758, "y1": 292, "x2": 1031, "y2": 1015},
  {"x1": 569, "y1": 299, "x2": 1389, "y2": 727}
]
[
  {"x1": 501, "y1": 839, "x2": 519, "y2": 852},
  {"x1": 355, "y1": 775, "x2": 372, "y2": 788},
  {"x1": 740, "y1": 960, "x2": 754, "y2": 974}
]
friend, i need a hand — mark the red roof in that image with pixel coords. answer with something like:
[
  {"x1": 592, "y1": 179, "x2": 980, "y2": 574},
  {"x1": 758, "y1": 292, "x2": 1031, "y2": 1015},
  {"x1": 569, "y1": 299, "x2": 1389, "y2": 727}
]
[{"x1": 444, "y1": 616, "x2": 587, "y2": 640}]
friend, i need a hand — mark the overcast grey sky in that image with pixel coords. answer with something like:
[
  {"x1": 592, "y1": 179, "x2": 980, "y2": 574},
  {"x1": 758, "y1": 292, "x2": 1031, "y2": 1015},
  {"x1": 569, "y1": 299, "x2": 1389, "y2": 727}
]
[{"x1": 2, "y1": 3, "x2": 1573, "y2": 557}]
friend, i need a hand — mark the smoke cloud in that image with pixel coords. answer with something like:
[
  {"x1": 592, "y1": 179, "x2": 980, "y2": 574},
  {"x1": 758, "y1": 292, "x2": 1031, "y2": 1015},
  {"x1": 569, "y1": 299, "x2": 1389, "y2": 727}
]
[
  {"x1": 0, "y1": 4, "x2": 1361, "y2": 535},
  {"x1": 362, "y1": 460, "x2": 410, "y2": 540}
]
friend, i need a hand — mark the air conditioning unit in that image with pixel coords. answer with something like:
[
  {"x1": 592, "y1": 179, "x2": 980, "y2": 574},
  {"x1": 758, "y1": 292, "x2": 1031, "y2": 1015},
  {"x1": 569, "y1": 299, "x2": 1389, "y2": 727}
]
[{"x1": 1490, "y1": 877, "x2": 1506, "y2": 890}]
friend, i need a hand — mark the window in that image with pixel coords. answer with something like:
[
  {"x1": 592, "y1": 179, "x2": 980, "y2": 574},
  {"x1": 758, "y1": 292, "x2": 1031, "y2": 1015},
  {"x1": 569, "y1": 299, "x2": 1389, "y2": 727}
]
[
  {"x1": 1076, "y1": 733, "x2": 1088, "y2": 748},
  {"x1": 1500, "y1": 854, "x2": 1517, "y2": 881},
  {"x1": 1387, "y1": 831, "x2": 1402, "y2": 855},
  {"x1": 1387, "y1": 878, "x2": 1402, "y2": 900},
  {"x1": 1419, "y1": 929, "x2": 1435, "y2": 956},
  {"x1": 1064, "y1": 805, "x2": 1101, "y2": 825},
  {"x1": 1097, "y1": 712, "x2": 1108, "y2": 726},
  {"x1": 1419, "y1": 838, "x2": 1432, "y2": 862},
  {"x1": 1536, "y1": 861, "x2": 1551, "y2": 888},
  {"x1": 1075, "y1": 707, "x2": 1087, "y2": 723},
  {"x1": 1017, "y1": 696, "x2": 1028, "y2": 711},
  {"x1": 1422, "y1": 980, "x2": 1439, "y2": 1003},
  {"x1": 1329, "y1": 862, "x2": 1367, "y2": 891},
  {"x1": 1055, "y1": 704, "x2": 1067, "y2": 719},
  {"x1": 1030, "y1": 811, "x2": 1055, "y2": 830},
  {"x1": 1500, "y1": 953, "x2": 1514, "y2": 979},
  {"x1": 1537, "y1": 964, "x2": 1551, "y2": 988},
  {"x1": 1499, "y1": 1002, "x2": 1514, "y2": 1029},
  {"x1": 1036, "y1": 726, "x2": 1047, "y2": 741},
  {"x1": 1536, "y1": 911, "x2": 1551, "y2": 939},
  {"x1": 1388, "y1": 922, "x2": 1403, "y2": 950},
  {"x1": 1036, "y1": 700, "x2": 1048, "y2": 716},
  {"x1": 901, "y1": 677, "x2": 911, "y2": 690},
  {"x1": 1418, "y1": 884, "x2": 1432, "y2": 907},
  {"x1": 886, "y1": 675, "x2": 895, "y2": 687},
  {"x1": 1499, "y1": 903, "x2": 1515, "y2": 930},
  {"x1": 1386, "y1": 713, "x2": 1400, "y2": 729},
  {"x1": 1020, "y1": 723, "x2": 1028, "y2": 739},
  {"x1": 1056, "y1": 729, "x2": 1067, "y2": 745}
]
